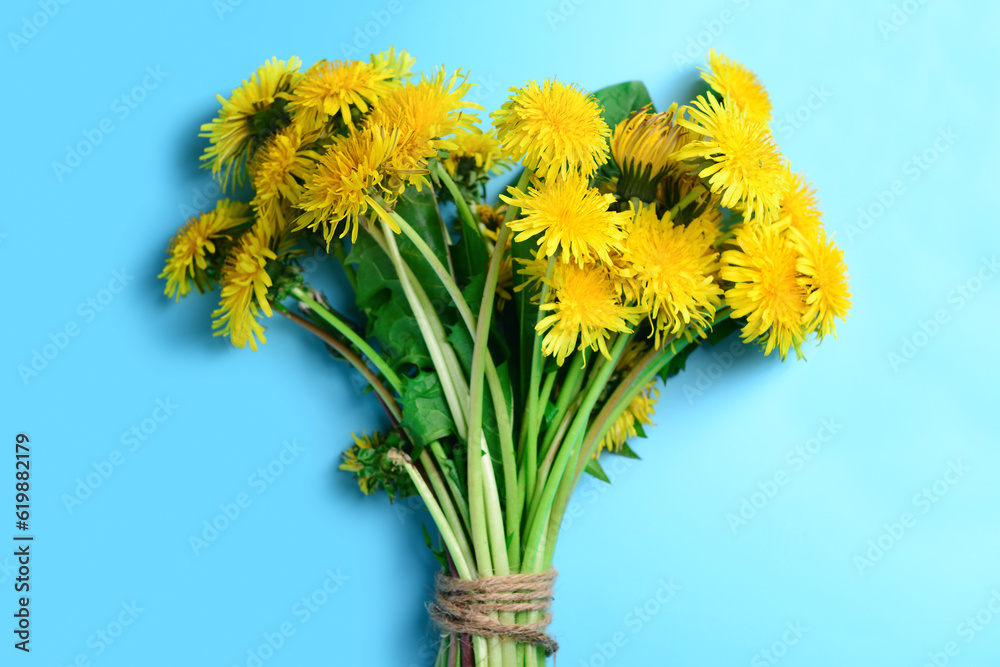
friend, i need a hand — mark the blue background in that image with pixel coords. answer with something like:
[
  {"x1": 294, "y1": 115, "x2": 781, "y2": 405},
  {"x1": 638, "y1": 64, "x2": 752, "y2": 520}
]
[{"x1": 3, "y1": 0, "x2": 999, "y2": 665}]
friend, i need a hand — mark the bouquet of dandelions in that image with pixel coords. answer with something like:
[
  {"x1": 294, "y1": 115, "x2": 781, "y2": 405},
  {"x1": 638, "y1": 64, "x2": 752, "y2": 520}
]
[{"x1": 159, "y1": 47, "x2": 851, "y2": 666}]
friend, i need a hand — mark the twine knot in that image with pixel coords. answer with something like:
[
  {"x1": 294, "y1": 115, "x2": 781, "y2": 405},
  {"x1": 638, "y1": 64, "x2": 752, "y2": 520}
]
[{"x1": 429, "y1": 570, "x2": 559, "y2": 655}]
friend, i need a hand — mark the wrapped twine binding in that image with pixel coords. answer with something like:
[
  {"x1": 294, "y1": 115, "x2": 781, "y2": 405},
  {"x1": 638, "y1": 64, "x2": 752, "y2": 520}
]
[{"x1": 429, "y1": 570, "x2": 559, "y2": 656}]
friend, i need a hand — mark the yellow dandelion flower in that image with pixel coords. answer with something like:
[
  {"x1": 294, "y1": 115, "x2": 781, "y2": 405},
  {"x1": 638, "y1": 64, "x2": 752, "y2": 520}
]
[
  {"x1": 370, "y1": 47, "x2": 416, "y2": 82},
  {"x1": 524, "y1": 258, "x2": 643, "y2": 365},
  {"x1": 200, "y1": 56, "x2": 303, "y2": 189},
  {"x1": 624, "y1": 204, "x2": 723, "y2": 345},
  {"x1": 366, "y1": 67, "x2": 483, "y2": 191},
  {"x1": 720, "y1": 225, "x2": 807, "y2": 360},
  {"x1": 700, "y1": 49, "x2": 772, "y2": 125},
  {"x1": 674, "y1": 92, "x2": 786, "y2": 224},
  {"x1": 159, "y1": 200, "x2": 252, "y2": 300},
  {"x1": 211, "y1": 225, "x2": 277, "y2": 351},
  {"x1": 294, "y1": 125, "x2": 400, "y2": 245},
  {"x1": 250, "y1": 124, "x2": 322, "y2": 234},
  {"x1": 598, "y1": 381, "x2": 659, "y2": 455},
  {"x1": 686, "y1": 206, "x2": 724, "y2": 245},
  {"x1": 442, "y1": 128, "x2": 506, "y2": 178},
  {"x1": 610, "y1": 104, "x2": 688, "y2": 201},
  {"x1": 501, "y1": 174, "x2": 626, "y2": 266},
  {"x1": 491, "y1": 79, "x2": 610, "y2": 181},
  {"x1": 284, "y1": 58, "x2": 394, "y2": 128},
  {"x1": 775, "y1": 165, "x2": 823, "y2": 238},
  {"x1": 792, "y1": 228, "x2": 851, "y2": 340}
]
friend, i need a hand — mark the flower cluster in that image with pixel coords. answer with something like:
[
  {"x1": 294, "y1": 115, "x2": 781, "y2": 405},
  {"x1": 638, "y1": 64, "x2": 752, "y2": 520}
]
[
  {"x1": 161, "y1": 48, "x2": 500, "y2": 347},
  {"x1": 159, "y1": 49, "x2": 852, "y2": 666}
]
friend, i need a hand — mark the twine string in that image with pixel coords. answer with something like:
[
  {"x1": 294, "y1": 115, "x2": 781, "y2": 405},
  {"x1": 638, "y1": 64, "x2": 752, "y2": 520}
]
[{"x1": 429, "y1": 570, "x2": 559, "y2": 656}]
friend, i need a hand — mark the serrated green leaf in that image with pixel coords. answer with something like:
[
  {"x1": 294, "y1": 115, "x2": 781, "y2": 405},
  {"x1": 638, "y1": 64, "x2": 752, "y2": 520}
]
[
  {"x1": 400, "y1": 372, "x2": 455, "y2": 449},
  {"x1": 422, "y1": 524, "x2": 450, "y2": 570},
  {"x1": 617, "y1": 442, "x2": 641, "y2": 460},
  {"x1": 584, "y1": 458, "x2": 611, "y2": 483},
  {"x1": 345, "y1": 185, "x2": 457, "y2": 377},
  {"x1": 542, "y1": 400, "x2": 559, "y2": 427},
  {"x1": 593, "y1": 80, "x2": 654, "y2": 130}
]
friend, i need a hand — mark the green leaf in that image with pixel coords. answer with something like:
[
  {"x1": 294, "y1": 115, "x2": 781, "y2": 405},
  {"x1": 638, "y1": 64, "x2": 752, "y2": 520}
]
[
  {"x1": 589, "y1": 81, "x2": 654, "y2": 193},
  {"x1": 659, "y1": 341, "x2": 696, "y2": 381},
  {"x1": 422, "y1": 524, "x2": 449, "y2": 570},
  {"x1": 493, "y1": 361, "x2": 515, "y2": 429},
  {"x1": 451, "y1": 206, "x2": 490, "y2": 291},
  {"x1": 393, "y1": 186, "x2": 451, "y2": 272},
  {"x1": 345, "y1": 185, "x2": 456, "y2": 376},
  {"x1": 617, "y1": 442, "x2": 641, "y2": 460},
  {"x1": 584, "y1": 458, "x2": 611, "y2": 483},
  {"x1": 445, "y1": 321, "x2": 475, "y2": 376},
  {"x1": 400, "y1": 372, "x2": 455, "y2": 450},
  {"x1": 592, "y1": 80, "x2": 654, "y2": 130}
]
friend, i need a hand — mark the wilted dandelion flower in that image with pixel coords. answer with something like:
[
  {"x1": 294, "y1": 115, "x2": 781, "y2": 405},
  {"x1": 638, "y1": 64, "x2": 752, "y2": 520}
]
[
  {"x1": 200, "y1": 56, "x2": 303, "y2": 189},
  {"x1": 610, "y1": 105, "x2": 687, "y2": 201},
  {"x1": 367, "y1": 67, "x2": 482, "y2": 190},
  {"x1": 501, "y1": 174, "x2": 626, "y2": 266},
  {"x1": 674, "y1": 92, "x2": 786, "y2": 224},
  {"x1": 492, "y1": 79, "x2": 610, "y2": 181},
  {"x1": 700, "y1": 49, "x2": 772, "y2": 125},
  {"x1": 159, "y1": 200, "x2": 252, "y2": 300},
  {"x1": 340, "y1": 431, "x2": 386, "y2": 496},
  {"x1": 295, "y1": 125, "x2": 400, "y2": 245},
  {"x1": 250, "y1": 124, "x2": 321, "y2": 234},
  {"x1": 212, "y1": 226, "x2": 277, "y2": 351}
]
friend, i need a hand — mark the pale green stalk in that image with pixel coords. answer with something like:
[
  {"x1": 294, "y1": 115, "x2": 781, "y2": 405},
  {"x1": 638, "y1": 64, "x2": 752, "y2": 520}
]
[
  {"x1": 391, "y1": 450, "x2": 490, "y2": 663},
  {"x1": 290, "y1": 287, "x2": 403, "y2": 393},
  {"x1": 388, "y1": 207, "x2": 522, "y2": 569},
  {"x1": 420, "y1": 448, "x2": 475, "y2": 572},
  {"x1": 524, "y1": 254, "x2": 556, "y2": 509},
  {"x1": 377, "y1": 221, "x2": 470, "y2": 437}
]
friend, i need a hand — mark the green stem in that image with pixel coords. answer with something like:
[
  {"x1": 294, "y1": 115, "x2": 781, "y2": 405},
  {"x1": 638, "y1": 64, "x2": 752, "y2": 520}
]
[
  {"x1": 522, "y1": 333, "x2": 631, "y2": 572},
  {"x1": 391, "y1": 450, "x2": 492, "y2": 667},
  {"x1": 538, "y1": 352, "x2": 585, "y2": 463},
  {"x1": 430, "y1": 441, "x2": 472, "y2": 536},
  {"x1": 420, "y1": 448, "x2": 476, "y2": 573},
  {"x1": 668, "y1": 184, "x2": 706, "y2": 219},
  {"x1": 524, "y1": 254, "x2": 556, "y2": 513},
  {"x1": 392, "y1": 450, "x2": 474, "y2": 579},
  {"x1": 386, "y1": 206, "x2": 522, "y2": 572},
  {"x1": 433, "y1": 161, "x2": 480, "y2": 242},
  {"x1": 537, "y1": 371, "x2": 557, "y2": 430},
  {"x1": 290, "y1": 287, "x2": 403, "y2": 394},
  {"x1": 376, "y1": 222, "x2": 470, "y2": 437},
  {"x1": 275, "y1": 306, "x2": 401, "y2": 423}
]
